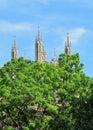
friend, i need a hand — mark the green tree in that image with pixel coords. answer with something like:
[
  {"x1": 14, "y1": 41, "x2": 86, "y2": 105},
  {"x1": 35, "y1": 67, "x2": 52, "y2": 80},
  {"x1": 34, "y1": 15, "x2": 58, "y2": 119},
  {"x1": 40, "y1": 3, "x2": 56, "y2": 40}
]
[
  {"x1": 49, "y1": 53, "x2": 92, "y2": 130},
  {"x1": 0, "y1": 54, "x2": 93, "y2": 130},
  {"x1": 71, "y1": 77, "x2": 93, "y2": 130},
  {"x1": 0, "y1": 58, "x2": 59, "y2": 130}
]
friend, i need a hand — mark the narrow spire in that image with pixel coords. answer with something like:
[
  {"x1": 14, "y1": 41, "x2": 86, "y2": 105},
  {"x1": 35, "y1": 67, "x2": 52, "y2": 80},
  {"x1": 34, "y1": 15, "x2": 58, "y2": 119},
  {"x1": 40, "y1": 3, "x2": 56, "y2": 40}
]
[
  {"x1": 24, "y1": 49, "x2": 26, "y2": 59},
  {"x1": 51, "y1": 48, "x2": 58, "y2": 66},
  {"x1": 35, "y1": 27, "x2": 47, "y2": 62},
  {"x1": 14, "y1": 35, "x2": 16, "y2": 42},
  {"x1": 11, "y1": 35, "x2": 18, "y2": 58},
  {"x1": 65, "y1": 33, "x2": 72, "y2": 54},
  {"x1": 54, "y1": 48, "x2": 57, "y2": 58},
  {"x1": 13, "y1": 35, "x2": 17, "y2": 50},
  {"x1": 67, "y1": 33, "x2": 69, "y2": 45},
  {"x1": 37, "y1": 26, "x2": 41, "y2": 42}
]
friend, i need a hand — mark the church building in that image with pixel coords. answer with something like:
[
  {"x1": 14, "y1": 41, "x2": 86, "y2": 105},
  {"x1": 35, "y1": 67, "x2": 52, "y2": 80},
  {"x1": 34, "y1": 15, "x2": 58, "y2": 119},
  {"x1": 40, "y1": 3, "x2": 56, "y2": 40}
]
[{"x1": 11, "y1": 28, "x2": 72, "y2": 64}]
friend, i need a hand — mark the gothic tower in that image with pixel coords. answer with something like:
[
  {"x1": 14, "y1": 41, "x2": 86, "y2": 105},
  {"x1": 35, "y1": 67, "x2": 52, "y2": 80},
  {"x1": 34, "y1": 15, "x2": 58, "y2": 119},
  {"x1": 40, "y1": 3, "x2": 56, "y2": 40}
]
[
  {"x1": 11, "y1": 36, "x2": 18, "y2": 58},
  {"x1": 65, "y1": 33, "x2": 72, "y2": 54},
  {"x1": 35, "y1": 27, "x2": 47, "y2": 62},
  {"x1": 51, "y1": 48, "x2": 58, "y2": 66}
]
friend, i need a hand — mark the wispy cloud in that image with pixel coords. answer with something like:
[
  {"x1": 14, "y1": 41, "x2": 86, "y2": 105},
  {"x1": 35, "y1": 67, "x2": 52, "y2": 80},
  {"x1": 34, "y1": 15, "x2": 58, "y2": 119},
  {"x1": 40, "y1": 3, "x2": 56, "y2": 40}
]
[
  {"x1": 63, "y1": 0, "x2": 93, "y2": 7},
  {"x1": 55, "y1": 27, "x2": 86, "y2": 44},
  {"x1": 70, "y1": 27, "x2": 86, "y2": 44},
  {"x1": 0, "y1": 0, "x2": 9, "y2": 10},
  {"x1": 54, "y1": 27, "x2": 86, "y2": 54},
  {"x1": 0, "y1": 0, "x2": 49, "y2": 11},
  {"x1": 16, "y1": 0, "x2": 48, "y2": 4},
  {"x1": 35, "y1": 0, "x2": 48, "y2": 4},
  {"x1": 0, "y1": 21, "x2": 33, "y2": 32},
  {"x1": 64, "y1": 0, "x2": 93, "y2": 3}
]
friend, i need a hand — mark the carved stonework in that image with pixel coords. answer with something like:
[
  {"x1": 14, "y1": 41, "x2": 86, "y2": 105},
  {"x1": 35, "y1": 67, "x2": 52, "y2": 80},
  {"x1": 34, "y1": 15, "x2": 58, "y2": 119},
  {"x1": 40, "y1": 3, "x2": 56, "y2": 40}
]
[{"x1": 35, "y1": 28, "x2": 47, "y2": 62}]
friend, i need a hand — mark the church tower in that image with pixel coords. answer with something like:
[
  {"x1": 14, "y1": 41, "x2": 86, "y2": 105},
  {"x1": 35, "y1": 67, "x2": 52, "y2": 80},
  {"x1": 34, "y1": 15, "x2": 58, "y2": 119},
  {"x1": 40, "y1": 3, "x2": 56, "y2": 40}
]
[
  {"x1": 51, "y1": 48, "x2": 58, "y2": 66},
  {"x1": 11, "y1": 36, "x2": 18, "y2": 58},
  {"x1": 65, "y1": 33, "x2": 72, "y2": 54},
  {"x1": 35, "y1": 27, "x2": 47, "y2": 62}
]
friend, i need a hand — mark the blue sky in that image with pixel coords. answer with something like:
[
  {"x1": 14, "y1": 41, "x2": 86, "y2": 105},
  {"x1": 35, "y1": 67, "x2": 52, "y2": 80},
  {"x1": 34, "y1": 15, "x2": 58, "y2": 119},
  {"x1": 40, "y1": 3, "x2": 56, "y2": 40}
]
[{"x1": 0, "y1": 0, "x2": 93, "y2": 77}]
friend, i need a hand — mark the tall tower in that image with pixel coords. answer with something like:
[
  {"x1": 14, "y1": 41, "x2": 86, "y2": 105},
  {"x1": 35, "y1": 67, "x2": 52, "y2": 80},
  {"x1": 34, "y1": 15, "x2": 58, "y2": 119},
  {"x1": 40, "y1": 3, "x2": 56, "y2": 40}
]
[
  {"x1": 51, "y1": 48, "x2": 58, "y2": 66},
  {"x1": 65, "y1": 33, "x2": 72, "y2": 54},
  {"x1": 35, "y1": 27, "x2": 47, "y2": 62},
  {"x1": 11, "y1": 36, "x2": 18, "y2": 58}
]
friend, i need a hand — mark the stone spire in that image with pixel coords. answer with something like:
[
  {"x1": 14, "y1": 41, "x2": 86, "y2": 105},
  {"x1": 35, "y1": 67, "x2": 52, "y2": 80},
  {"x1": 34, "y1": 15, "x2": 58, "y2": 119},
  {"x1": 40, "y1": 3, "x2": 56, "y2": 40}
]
[
  {"x1": 11, "y1": 36, "x2": 18, "y2": 58},
  {"x1": 65, "y1": 33, "x2": 72, "y2": 54},
  {"x1": 37, "y1": 26, "x2": 41, "y2": 42},
  {"x1": 24, "y1": 49, "x2": 26, "y2": 59},
  {"x1": 51, "y1": 48, "x2": 58, "y2": 66},
  {"x1": 35, "y1": 27, "x2": 47, "y2": 62}
]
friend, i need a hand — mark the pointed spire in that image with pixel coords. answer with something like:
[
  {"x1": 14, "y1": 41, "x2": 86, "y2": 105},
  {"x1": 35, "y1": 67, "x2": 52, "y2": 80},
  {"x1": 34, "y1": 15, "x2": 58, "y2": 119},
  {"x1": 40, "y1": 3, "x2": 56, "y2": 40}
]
[
  {"x1": 51, "y1": 48, "x2": 58, "y2": 66},
  {"x1": 24, "y1": 49, "x2": 26, "y2": 59},
  {"x1": 35, "y1": 27, "x2": 47, "y2": 62},
  {"x1": 13, "y1": 35, "x2": 17, "y2": 50},
  {"x1": 11, "y1": 35, "x2": 18, "y2": 58},
  {"x1": 38, "y1": 26, "x2": 40, "y2": 38},
  {"x1": 14, "y1": 35, "x2": 16, "y2": 43},
  {"x1": 65, "y1": 33, "x2": 72, "y2": 54},
  {"x1": 67, "y1": 33, "x2": 69, "y2": 45},
  {"x1": 54, "y1": 48, "x2": 57, "y2": 58},
  {"x1": 65, "y1": 33, "x2": 70, "y2": 47},
  {"x1": 36, "y1": 26, "x2": 41, "y2": 42}
]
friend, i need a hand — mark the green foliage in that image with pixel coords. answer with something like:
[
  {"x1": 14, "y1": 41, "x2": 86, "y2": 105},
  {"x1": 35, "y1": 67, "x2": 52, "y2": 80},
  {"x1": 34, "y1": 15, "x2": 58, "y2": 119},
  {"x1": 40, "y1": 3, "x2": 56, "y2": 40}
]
[
  {"x1": 5, "y1": 126, "x2": 14, "y2": 130},
  {"x1": 0, "y1": 54, "x2": 93, "y2": 130}
]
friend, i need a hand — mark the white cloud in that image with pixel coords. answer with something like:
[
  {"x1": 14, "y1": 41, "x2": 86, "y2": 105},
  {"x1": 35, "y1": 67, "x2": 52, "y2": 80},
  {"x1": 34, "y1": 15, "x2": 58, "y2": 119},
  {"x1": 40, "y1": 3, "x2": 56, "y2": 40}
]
[
  {"x1": 54, "y1": 27, "x2": 86, "y2": 54},
  {"x1": 0, "y1": 21, "x2": 33, "y2": 32},
  {"x1": 70, "y1": 27, "x2": 86, "y2": 44},
  {"x1": 55, "y1": 27, "x2": 86, "y2": 44}
]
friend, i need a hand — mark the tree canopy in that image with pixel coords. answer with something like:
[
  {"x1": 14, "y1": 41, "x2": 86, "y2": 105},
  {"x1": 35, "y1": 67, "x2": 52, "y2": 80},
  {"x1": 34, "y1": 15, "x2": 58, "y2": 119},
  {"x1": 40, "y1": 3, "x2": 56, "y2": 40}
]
[{"x1": 0, "y1": 54, "x2": 93, "y2": 130}]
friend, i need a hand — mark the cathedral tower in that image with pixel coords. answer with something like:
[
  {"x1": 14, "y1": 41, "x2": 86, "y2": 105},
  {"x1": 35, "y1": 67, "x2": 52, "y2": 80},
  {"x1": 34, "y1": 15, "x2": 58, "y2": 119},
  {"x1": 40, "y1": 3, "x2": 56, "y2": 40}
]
[
  {"x1": 35, "y1": 27, "x2": 47, "y2": 62},
  {"x1": 65, "y1": 33, "x2": 72, "y2": 54},
  {"x1": 51, "y1": 48, "x2": 58, "y2": 66},
  {"x1": 11, "y1": 36, "x2": 18, "y2": 58}
]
